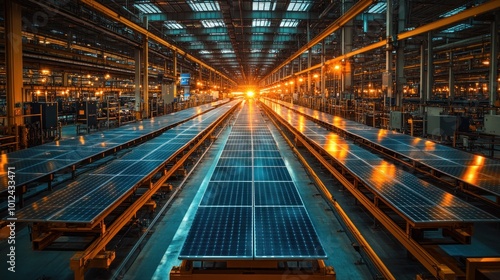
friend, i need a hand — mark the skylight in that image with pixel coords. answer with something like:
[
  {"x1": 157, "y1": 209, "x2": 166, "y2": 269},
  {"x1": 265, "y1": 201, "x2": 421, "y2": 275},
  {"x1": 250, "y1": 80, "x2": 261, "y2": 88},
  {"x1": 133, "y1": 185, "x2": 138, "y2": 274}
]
[
  {"x1": 280, "y1": 19, "x2": 300, "y2": 27},
  {"x1": 199, "y1": 50, "x2": 212, "y2": 54},
  {"x1": 164, "y1": 20, "x2": 185, "y2": 29},
  {"x1": 441, "y1": 23, "x2": 472, "y2": 33},
  {"x1": 252, "y1": 19, "x2": 271, "y2": 27},
  {"x1": 133, "y1": 1, "x2": 161, "y2": 14},
  {"x1": 439, "y1": 5, "x2": 466, "y2": 18},
  {"x1": 367, "y1": 2, "x2": 387, "y2": 13},
  {"x1": 201, "y1": 19, "x2": 225, "y2": 28},
  {"x1": 253, "y1": 0, "x2": 276, "y2": 11},
  {"x1": 221, "y1": 49, "x2": 234, "y2": 54},
  {"x1": 187, "y1": 0, "x2": 220, "y2": 12},
  {"x1": 287, "y1": 0, "x2": 312, "y2": 12}
]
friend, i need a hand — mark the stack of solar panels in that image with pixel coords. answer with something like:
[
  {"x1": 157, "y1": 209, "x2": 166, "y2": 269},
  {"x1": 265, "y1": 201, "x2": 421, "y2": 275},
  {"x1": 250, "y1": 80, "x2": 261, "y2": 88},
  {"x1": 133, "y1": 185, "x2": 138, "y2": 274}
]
[
  {"x1": 269, "y1": 99, "x2": 500, "y2": 199},
  {"x1": 11, "y1": 102, "x2": 238, "y2": 225},
  {"x1": 179, "y1": 100, "x2": 326, "y2": 260},
  {"x1": 263, "y1": 100, "x2": 499, "y2": 224},
  {"x1": 0, "y1": 101, "x2": 226, "y2": 192}
]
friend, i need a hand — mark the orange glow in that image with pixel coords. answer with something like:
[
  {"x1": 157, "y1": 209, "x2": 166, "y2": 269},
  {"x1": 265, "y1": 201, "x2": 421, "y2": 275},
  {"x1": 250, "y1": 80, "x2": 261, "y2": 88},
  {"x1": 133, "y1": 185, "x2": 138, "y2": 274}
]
[
  {"x1": 473, "y1": 155, "x2": 485, "y2": 166},
  {"x1": 324, "y1": 133, "x2": 348, "y2": 162},
  {"x1": 424, "y1": 140, "x2": 435, "y2": 151},
  {"x1": 370, "y1": 161, "x2": 396, "y2": 190},
  {"x1": 440, "y1": 192, "x2": 454, "y2": 207},
  {"x1": 377, "y1": 129, "x2": 387, "y2": 141},
  {"x1": 462, "y1": 165, "x2": 480, "y2": 184},
  {"x1": 79, "y1": 136, "x2": 85, "y2": 145},
  {"x1": 412, "y1": 137, "x2": 421, "y2": 146}
]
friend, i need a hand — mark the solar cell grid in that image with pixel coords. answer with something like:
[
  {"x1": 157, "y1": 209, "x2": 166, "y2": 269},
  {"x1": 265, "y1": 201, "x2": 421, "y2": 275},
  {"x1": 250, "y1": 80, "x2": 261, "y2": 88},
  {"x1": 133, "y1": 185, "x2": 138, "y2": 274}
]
[
  {"x1": 200, "y1": 182, "x2": 252, "y2": 206},
  {"x1": 217, "y1": 157, "x2": 252, "y2": 166},
  {"x1": 179, "y1": 207, "x2": 253, "y2": 259},
  {"x1": 180, "y1": 101, "x2": 327, "y2": 260},
  {"x1": 254, "y1": 166, "x2": 293, "y2": 181},
  {"x1": 255, "y1": 182, "x2": 302, "y2": 206},
  {"x1": 265, "y1": 99, "x2": 500, "y2": 224},
  {"x1": 254, "y1": 207, "x2": 326, "y2": 259}
]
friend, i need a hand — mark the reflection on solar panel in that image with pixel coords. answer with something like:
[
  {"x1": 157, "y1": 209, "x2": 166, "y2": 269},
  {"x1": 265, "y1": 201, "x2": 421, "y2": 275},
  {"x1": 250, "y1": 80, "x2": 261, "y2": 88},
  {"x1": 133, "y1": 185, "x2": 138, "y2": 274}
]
[
  {"x1": 0, "y1": 101, "x2": 228, "y2": 193},
  {"x1": 263, "y1": 99, "x2": 499, "y2": 224},
  {"x1": 11, "y1": 101, "x2": 239, "y2": 224},
  {"x1": 179, "y1": 100, "x2": 326, "y2": 260},
  {"x1": 272, "y1": 99, "x2": 500, "y2": 196}
]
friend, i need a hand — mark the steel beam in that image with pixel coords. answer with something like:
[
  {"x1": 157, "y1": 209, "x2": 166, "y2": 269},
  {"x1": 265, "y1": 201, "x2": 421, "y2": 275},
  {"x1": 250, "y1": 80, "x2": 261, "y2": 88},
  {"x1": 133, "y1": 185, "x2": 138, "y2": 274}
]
[{"x1": 79, "y1": 0, "x2": 235, "y2": 86}]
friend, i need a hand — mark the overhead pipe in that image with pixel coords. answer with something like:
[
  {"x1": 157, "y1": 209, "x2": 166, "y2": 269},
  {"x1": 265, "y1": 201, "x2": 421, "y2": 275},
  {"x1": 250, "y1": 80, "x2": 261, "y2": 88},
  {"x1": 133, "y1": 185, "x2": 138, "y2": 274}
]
[
  {"x1": 79, "y1": 0, "x2": 235, "y2": 86},
  {"x1": 263, "y1": 0, "x2": 375, "y2": 82},
  {"x1": 267, "y1": 0, "x2": 500, "y2": 87}
]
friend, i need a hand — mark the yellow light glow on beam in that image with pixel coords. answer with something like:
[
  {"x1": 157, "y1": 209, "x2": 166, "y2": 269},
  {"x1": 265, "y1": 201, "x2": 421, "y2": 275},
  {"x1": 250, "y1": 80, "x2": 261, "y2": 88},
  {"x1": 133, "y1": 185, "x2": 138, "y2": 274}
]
[{"x1": 246, "y1": 91, "x2": 255, "y2": 98}]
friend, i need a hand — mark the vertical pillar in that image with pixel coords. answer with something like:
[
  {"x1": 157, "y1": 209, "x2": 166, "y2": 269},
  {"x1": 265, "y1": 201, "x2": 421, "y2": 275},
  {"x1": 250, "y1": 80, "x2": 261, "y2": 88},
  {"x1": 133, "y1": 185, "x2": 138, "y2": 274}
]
[
  {"x1": 426, "y1": 32, "x2": 434, "y2": 102},
  {"x1": 307, "y1": 49, "x2": 312, "y2": 94},
  {"x1": 5, "y1": 0, "x2": 24, "y2": 126},
  {"x1": 173, "y1": 51, "x2": 178, "y2": 100},
  {"x1": 419, "y1": 42, "x2": 426, "y2": 114},
  {"x1": 385, "y1": 0, "x2": 393, "y2": 101},
  {"x1": 134, "y1": 48, "x2": 141, "y2": 117},
  {"x1": 142, "y1": 16, "x2": 149, "y2": 118},
  {"x1": 489, "y1": 12, "x2": 499, "y2": 115},
  {"x1": 342, "y1": 0, "x2": 354, "y2": 93},
  {"x1": 449, "y1": 52, "x2": 455, "y2": 101},
  {"x1": 321, "y1": 42, "x2": 325, "y2": 99},
  {"x1": 395, "y1": 0, "x2": 407, "y2": 107}
]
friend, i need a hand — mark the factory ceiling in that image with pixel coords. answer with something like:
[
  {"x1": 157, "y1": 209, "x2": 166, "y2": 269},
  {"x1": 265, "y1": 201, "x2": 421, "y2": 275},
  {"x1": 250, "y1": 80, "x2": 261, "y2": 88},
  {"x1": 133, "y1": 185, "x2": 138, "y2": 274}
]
[{"x1": 1, "y1": 0, "x2": 498, "y2": 87}]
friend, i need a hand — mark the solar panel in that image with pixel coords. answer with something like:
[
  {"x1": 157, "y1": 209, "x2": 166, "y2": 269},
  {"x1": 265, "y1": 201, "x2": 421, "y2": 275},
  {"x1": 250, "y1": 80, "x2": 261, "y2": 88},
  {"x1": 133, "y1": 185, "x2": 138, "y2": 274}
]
[
  {"x1": 254, "y1": 207, "x2": 326, "y2": 259},
  {"x1": 0, "y1": 102, "x2": 228, "y2": 193},
  {"x1": 263, "y1": 99, "x2": 500, "y2": 225},
  {"x1": 11, "y1": 101, "x2": 239, "y2": 223},
  {"x1": 255, "y1": 182, "x2": 302, "y2": 206},
  {"x1": 179, "y1": 207, "x2": 253, "y2": 259},
  {"x1": 254, "y1": 167, "x2": 293, "y2": 181},
  {"x1": 180, "y1": 101, "x2": 327, "y2": 261},
  {"x1": 200, "y1": 182, "x2": 252, "y2": 206}
]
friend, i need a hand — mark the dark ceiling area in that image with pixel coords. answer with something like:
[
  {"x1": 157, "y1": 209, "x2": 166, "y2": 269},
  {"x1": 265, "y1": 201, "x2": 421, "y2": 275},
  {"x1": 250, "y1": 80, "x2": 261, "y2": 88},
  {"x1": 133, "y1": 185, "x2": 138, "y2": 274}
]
[{"x1": 0, "y1": 0, "x2": 498, "y2": 89}]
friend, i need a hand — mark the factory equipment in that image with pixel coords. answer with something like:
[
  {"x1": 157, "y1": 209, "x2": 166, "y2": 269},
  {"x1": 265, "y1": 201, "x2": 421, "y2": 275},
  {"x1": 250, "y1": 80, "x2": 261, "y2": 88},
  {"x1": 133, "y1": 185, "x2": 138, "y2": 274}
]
[
  {"x1": 426, "y1": 115, "x2": 460, "y2": 141},
  {"x1": 484, "y1": 115, "x2": 500, "y2": 136},
  {"x1": 76, "y1": 101, "x2": 97, "y2": 133},
  {"x1": 389, "y1": 111, "x2": 408, "y2": 131}
]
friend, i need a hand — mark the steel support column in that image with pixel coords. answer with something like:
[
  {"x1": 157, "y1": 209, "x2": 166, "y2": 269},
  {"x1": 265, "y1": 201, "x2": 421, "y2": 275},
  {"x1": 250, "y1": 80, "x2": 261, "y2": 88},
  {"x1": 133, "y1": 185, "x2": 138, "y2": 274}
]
[
  {"x1": 5, "y1": 0, "x2": 24, "y2": 126},
  {"x1": 321, "y1": 42, "x2": 326, "y2": 99},
  {"x1": 134, "y1": 48, "x2": 141, "y2": 118},
  {"x1": 395, "y1": 0, "x2": 407, "y2": 107},
  {"x1": 449, "y1": 52, "x2": 455, "y2": 101},
  {"x1": 489, "y1": 12, "x2": 499, "y2": 115},
  {"x1": 426, "y1": 32, "x2": 434, "y2": 102}
]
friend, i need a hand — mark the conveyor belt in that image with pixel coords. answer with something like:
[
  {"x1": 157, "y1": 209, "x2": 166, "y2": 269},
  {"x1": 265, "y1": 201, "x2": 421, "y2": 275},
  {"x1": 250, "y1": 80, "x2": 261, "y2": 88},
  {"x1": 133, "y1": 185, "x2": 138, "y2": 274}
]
[
  {"x1": 179, "y1": 99, "x2": 327, "y2": 260},
  {"x1": 269, "y1": 99, "x2": 500, "y2": 198},
  {"x1": 0, "y1": 100, "x2": 227, "y2": 193},
  {"x1": 9, "y1": 101, "x2": 239, "y2": 224},
  {"x1": 263, "y1": 100, "x2": 499, "y2": 225}
]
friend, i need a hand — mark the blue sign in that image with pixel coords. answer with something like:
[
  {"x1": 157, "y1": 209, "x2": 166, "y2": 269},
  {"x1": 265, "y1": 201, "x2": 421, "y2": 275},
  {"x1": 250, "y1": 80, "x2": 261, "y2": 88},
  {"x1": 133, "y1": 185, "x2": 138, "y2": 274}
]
[{"x1": 180, "y1": 73, "x2": 190, "y2": 86}]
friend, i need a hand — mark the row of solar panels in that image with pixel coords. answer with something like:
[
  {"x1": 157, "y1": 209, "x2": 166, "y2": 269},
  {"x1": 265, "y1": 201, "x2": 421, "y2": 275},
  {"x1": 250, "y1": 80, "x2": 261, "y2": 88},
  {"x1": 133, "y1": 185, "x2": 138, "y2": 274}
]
[
  {"x1": 10, "y1": 101, "x2": 239, "y2": 224},
  {"x1": 0, "y1": 101, "x2": 227, "y2": 193},
  {"x1": 272, "y1": 99, "x2": 500, "y2": 197},
  {"x1": 263, "y1": 99, "x2": 498, "y2": 224},
  {"x1": 179, "y1": 100, "x2": 327, "y2": 260}
]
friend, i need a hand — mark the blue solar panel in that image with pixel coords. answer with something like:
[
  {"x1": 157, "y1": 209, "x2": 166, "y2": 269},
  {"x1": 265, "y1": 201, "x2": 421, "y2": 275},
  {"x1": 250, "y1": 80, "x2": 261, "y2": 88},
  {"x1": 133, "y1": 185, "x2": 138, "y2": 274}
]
[
  {"x1": 180, "y1": 101, "x2": 327, "y2": 261},
  {"x1": 255, "y1": 182, "x2": 302, "y2": 206},
  {"x1": 254, "y1": 207, "x2": 326, "y2": 259},
  {"x1": 179, "y1": 207, "x2": 253, "y2": 259},
  {"x1": 201, "y1": 182, "x2": 252, "y2": 206}
]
